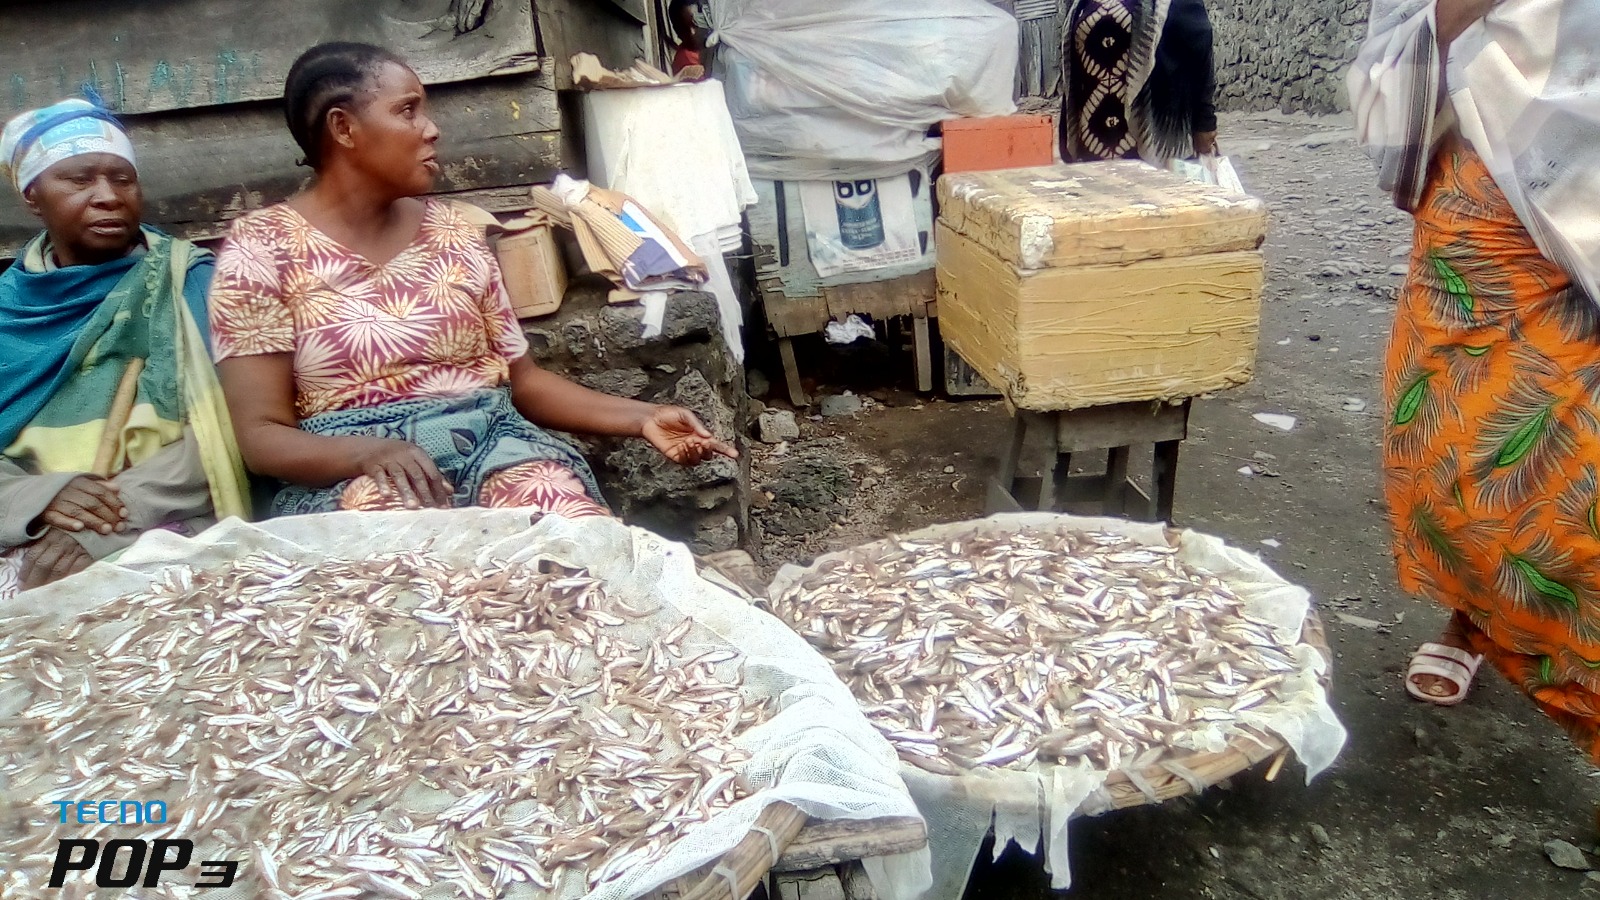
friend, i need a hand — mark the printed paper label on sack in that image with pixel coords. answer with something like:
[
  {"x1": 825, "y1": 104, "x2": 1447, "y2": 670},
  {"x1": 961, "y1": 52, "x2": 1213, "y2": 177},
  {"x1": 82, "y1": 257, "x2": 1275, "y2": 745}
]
[{"x1": 800, "y1": 175, "x2": 925, "y2": 277}]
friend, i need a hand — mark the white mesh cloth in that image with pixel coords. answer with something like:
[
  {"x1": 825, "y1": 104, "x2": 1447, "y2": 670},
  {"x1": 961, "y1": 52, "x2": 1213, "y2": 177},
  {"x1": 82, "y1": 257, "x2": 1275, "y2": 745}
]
[
  {"x1": 0, "y1": 510, "x2": 931, "y2": 900},
  {"x1": 768, "y1": 513, "x2": 1347, "y2": 899}
]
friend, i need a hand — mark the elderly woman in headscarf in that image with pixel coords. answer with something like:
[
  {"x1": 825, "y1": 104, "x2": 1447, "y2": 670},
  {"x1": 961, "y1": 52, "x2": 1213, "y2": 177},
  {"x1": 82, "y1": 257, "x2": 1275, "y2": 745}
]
[
  {"x1": 0, "y1": 99, "x2": 248, "y2": 597},
  {"x1": 1059, "y1": 0, "x2": 1219, "y2": 164},
  {"x1": 1350, "y1": 0, "x2": 1600, "y2": 764}
]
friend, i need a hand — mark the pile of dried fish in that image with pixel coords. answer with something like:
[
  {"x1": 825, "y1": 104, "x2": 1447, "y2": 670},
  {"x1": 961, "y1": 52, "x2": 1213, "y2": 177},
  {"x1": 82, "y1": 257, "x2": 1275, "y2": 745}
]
[
  {"x1": 769, "y1": 527, "x2": 1303, "y2": 776},
  {"x1": 0, "y1": 551, "x2": 767, "y2": 899}
]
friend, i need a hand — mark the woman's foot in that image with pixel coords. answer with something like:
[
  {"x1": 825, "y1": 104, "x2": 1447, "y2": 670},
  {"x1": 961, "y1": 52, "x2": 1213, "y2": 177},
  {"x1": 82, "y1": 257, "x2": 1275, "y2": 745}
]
[{"x1": 1406, "y1": 612, "x2": 1484, "y2": 704}]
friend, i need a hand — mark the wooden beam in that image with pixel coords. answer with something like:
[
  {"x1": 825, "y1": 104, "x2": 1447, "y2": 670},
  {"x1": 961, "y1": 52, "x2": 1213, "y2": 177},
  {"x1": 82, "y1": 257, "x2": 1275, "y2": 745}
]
[
  {"x1": 537, "y1": 0, "x2": 651, "y2": 90},
  {"x1": 772, "y1": 817, "x2": 928, "y2": 873},
  {"x1": 0, "y1": 0, "x2": 539, "y2": 120},
  {"x1": 0, "y1": 69, "x2": 561, "y2": 257}
]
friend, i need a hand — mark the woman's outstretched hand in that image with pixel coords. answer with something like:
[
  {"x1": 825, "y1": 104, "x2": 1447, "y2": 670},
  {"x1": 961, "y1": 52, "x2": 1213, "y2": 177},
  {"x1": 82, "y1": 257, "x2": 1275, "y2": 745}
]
[
  {"x1": 642, "y1": 406, "x2": 738, "y2": 466},
  {"x1": 350, "y1": 437, "x2": 454, "y2": 509}
]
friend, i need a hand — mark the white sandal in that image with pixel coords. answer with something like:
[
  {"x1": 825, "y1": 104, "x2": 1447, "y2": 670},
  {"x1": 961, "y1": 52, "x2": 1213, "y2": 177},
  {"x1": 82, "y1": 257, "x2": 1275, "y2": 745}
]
[{"x1": 1405, "y1": 642, "x2": 1484, "y2": 706}]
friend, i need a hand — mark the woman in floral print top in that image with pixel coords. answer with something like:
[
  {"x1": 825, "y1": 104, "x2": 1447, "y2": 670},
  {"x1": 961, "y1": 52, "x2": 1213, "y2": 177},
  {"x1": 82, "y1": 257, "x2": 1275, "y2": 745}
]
[{"x1": 210, "y1": 43, "x2": 735, "y2": 517}]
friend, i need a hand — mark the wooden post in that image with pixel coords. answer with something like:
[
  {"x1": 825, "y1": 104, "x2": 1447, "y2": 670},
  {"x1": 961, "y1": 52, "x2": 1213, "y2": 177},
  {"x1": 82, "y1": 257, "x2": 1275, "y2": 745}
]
[
  {"x1": 778, "y1": 337, "x2": 808, "y2": 407},
  {"x1": 911, "y1": 316, "x2": 933, "y2": 393},
  {"x1": 1104, "y1": 445, "x2": 1131, "y2": 516},
  {"x1": 91, "y1": 359, "x2": 146, "y2": 478},
  {"x1": 1153, "y1": 439, "x2": 1181, "y2": 524}
]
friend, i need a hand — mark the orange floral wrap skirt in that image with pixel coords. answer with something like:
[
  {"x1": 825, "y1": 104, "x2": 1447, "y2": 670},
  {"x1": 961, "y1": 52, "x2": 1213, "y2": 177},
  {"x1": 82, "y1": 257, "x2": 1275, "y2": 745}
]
[{"x1": 1384, "y1": 134, "x2": 1600, "y2": 762}]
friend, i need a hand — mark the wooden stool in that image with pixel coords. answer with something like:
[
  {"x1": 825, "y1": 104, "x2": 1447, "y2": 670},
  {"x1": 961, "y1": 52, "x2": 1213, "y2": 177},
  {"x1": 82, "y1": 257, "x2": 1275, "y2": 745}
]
[{"x1": 986, "y1": 400, "x2": 1192, "y2": 523}]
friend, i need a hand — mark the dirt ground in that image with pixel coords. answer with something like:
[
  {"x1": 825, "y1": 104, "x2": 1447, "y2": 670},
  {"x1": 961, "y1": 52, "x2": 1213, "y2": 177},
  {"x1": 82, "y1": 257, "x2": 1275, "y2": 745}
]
[{"x1": 742, "y1": 112, "x2": 1600, "y2": 898}]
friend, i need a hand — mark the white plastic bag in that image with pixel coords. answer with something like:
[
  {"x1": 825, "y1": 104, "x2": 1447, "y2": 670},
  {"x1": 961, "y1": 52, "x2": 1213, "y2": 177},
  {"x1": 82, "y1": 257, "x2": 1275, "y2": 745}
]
[
  {"x1": 1168, "y1": 153, "x2": 1247, "y2": 195},
  {"x1": 709, "y1": 0, "x2": 1020, "y2": 181}
]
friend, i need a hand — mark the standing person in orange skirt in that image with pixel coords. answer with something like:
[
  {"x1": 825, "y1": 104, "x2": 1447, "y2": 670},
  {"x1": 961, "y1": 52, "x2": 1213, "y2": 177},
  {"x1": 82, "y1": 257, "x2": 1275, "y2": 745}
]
[
  {"x1": 210, "y1": 43, "x2": 735, "y2": 519},
  {"x1": 1350, "y1": 0, "x2": 1600, "y2": 763}
]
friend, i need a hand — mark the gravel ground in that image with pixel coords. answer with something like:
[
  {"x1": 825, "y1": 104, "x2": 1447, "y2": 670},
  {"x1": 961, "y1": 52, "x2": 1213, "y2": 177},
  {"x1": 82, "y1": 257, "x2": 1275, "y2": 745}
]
[{"x1": 744, "y1": 111, "x2": 1600, "y2": 898}]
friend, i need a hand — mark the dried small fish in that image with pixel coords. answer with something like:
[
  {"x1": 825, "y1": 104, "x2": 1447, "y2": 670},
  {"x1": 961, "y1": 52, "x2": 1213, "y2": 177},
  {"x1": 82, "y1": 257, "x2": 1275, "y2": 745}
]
[
  {"x1": 0, "y1": 551, "x2": 773, "y2": 897},
  {"x1": 771, "y1": 526, "x2": 1307, "y2": 775}
]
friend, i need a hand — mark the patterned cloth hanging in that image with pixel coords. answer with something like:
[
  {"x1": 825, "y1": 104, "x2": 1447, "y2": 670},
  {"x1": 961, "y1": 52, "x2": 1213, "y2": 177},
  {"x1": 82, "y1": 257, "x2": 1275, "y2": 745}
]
[{"x1": 1067, "y1": 0, "x2": 1139, "y2": 161}]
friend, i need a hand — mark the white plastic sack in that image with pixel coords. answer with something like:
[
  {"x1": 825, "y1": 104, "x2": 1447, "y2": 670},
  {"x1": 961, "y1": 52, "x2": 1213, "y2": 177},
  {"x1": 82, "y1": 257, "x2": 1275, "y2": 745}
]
[
  {"x1": 709, "y1": 0, "x2": 1020, "y2": 181},
  {"x1": 767, "y1": 513, "x2": 1347, "y2": 900},
  {"x1": 800, "y1": 176, "x2": 923, "y2": 277},
  {"x1": 1168, "y1": 154, "x2": 1247, "y2": 196},
  {"x1": 1, "y1": 511, "x2": 932, "y2": 900}
]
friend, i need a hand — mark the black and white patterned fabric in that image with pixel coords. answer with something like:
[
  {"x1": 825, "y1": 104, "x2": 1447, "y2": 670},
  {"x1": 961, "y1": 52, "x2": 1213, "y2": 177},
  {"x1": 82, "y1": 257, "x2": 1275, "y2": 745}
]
[{"x1": 1068, "y1": 0, "x2": 1139, "y2": 160}]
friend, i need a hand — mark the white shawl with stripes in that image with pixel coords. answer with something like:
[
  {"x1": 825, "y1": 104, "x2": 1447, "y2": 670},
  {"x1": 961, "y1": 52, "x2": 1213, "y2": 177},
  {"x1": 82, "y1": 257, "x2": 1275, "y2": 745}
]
[{"x1": 1348, "y1": 0, "x2": 1600, "y2": 304}]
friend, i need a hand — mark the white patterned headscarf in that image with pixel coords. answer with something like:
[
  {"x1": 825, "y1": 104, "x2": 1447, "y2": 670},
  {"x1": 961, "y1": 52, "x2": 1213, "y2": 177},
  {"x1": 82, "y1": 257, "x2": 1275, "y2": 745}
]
[
  {"x1": 0, "y1": 99, "x2": 138, "y2": 195},
  {"x1": 1348, "y1": 0, "x2": 1600, "y2": 306}
]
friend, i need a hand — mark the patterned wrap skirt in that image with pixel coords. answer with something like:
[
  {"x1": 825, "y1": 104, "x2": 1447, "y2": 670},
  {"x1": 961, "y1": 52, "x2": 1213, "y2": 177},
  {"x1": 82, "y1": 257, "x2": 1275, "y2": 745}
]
[
  {"x1": 273, "y1": 388, "x2": 609, "y2": 520},
  {"x1": 1384, "y1": 133, "x2": 1600, "y2": 762}
]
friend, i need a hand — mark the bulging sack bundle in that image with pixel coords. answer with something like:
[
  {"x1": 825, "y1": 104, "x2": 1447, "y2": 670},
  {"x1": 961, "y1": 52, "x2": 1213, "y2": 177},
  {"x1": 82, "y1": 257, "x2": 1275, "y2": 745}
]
[{"x1": 709, "y1": 0, "x2": 1020, "y2": 181}]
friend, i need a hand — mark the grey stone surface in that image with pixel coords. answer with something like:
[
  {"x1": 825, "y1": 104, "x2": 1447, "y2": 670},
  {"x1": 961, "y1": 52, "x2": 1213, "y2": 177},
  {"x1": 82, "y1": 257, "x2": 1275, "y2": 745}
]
[
  {"x1": 758, "y1": 409, "x2": 801, "y2": 443},
  {"x1": 578, "y1": 367, "x2": 651, "y2": 399},
  {"x1": 522, "y1": 288, "x2": 749, "y2": 552},
  {"x1": 692, "y1": 516, "x2": 740, "y2": 554},
  {"x1": 747, "y1": 369, "x2": 772, "y2": 400},
  {"x1": 758, "y1": 451, "x2": 855, "y2": 537},
  {"x1": 598, "y1": 293, "x2": 720, "y2": 351},
  {"x1": 604, "y1": 371, "x2": 740, "y2": 502},
  {"x1": 1211, "y1": 0, "x2": 1368, "y2": 114},
  {"x1": 820, "y1": 394, "x2": 863, "y2": 417},
  {"x1": 1544, "y1": 840, "x2": 1591, "y2": 871}
]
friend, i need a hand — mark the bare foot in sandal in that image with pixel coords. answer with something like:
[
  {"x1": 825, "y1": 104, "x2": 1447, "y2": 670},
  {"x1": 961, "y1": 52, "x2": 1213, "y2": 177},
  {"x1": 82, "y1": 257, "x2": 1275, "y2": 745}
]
[{"x1": 1406, "y1": 611, "x2": 1485, "y2": 705}]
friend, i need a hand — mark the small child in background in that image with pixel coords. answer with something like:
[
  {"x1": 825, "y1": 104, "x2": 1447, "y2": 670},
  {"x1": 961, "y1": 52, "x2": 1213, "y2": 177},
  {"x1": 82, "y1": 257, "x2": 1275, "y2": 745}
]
[{"x1": 670, "y1": 0, "x2": 704, "y2": 75}]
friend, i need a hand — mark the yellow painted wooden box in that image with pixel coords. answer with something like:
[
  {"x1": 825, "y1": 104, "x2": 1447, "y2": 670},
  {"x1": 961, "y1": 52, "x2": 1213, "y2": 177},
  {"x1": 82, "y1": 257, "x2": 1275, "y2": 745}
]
[{"x1": 935, "y1": 163, "x2": 1268, "y2": 411}]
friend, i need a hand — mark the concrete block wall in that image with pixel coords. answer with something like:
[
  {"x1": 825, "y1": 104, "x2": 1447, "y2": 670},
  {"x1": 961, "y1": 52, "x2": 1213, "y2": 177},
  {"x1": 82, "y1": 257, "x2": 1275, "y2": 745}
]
[
  {"x1": 1210, "y1": 0, "x2": 1369, "y2": 114},
  {"x1": 998, "y1": 0, "x2": 1371, "y2": 114}
]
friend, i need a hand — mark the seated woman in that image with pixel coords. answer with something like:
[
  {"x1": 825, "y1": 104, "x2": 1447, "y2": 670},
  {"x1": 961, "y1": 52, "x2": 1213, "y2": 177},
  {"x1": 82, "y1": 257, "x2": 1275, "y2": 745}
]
[
  {"x1": 0, "y1": 100, "x2": 249, "y2": 596},
  {"x1": 210, "y1": 43, "x2": 735, "y2": 518}
]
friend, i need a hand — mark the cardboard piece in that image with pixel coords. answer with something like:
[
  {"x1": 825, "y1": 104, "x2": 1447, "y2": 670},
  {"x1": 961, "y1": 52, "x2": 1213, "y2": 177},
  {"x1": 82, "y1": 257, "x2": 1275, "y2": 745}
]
[
  {"x1": 531, "y1": 180, "x2": 706, "y2": 297},
  {"x1": 571, "y1": 52, "x2": 701, "y2": 90},
  {"x1": 445, "y1": 202, "x2": 568, "y2": 319},
  {"x1": 497, "y1": 225, "x2": 567, "y2": 319}
]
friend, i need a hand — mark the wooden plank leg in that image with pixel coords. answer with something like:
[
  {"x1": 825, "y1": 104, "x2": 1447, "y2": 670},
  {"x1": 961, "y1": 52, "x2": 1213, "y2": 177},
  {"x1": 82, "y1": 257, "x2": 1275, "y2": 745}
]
[
  {"x1": 774, "y1": 868, "x2": 847, "y2": 900},
  {"x1": 1036, "y1": 413, "x2": 1063, "y2": 512},
  {"x1": 1153, "y1": 439, "x2": 1181, "y2": 524},
  {"x1": 1105, "y1": 445, "x2": 1131, "y2": 517},
  {"x1": 838, "y1": 863, "x2": 877, "y2": 900},
  {"x1": 912, "y1": 316, "x2": 933, "y2": 393},
  {"x1": 778, "y1": 337, "x2": 809, "y2": 408},
  {"x1": 997, "y1": 415, "x2": 1026, "y2": 494},
  {"x1": 987, "y1": 413, "x2": 1027, "y2": 514}
]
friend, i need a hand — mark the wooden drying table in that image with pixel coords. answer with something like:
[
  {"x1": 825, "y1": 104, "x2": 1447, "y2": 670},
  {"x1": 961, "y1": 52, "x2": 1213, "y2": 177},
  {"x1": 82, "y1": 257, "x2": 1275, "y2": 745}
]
[
  {"x1": 671, "y1": 551, "x2": 928, "y2": 900},
  {"x1": 762, "y1": 271, "x2": 939, "y2": 408},
  {"x1": 986, "y1": 399, "x2": 1193, "y2": 523}
]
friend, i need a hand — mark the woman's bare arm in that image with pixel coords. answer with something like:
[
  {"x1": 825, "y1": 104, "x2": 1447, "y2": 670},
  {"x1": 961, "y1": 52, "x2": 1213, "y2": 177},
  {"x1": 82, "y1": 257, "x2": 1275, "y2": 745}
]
[
  {"x1": 506, "y1": 356, "x2": 657, "y2": 437},
  {"x1": 217, "y1": 354, "x2": 453, "y2": 507},
  {"x1": 506, "y1": 356, "x2": 736, "y2": 463}
]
